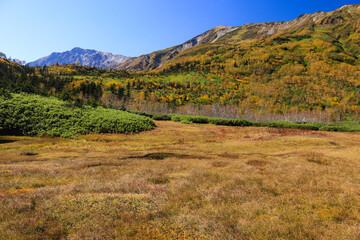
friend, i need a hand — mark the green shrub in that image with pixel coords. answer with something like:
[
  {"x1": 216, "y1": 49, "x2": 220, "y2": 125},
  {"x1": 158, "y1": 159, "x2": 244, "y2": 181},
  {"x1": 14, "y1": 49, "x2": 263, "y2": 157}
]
[
  {"x1": 129, "y1": 111, "x2": 154, "y2": 118},
  {"x1": 170, "y1": 115, "x2": 209, "y2": 124},
  {"x1": 119, "y1": 111, "x2": 359, "y2": 133},
  {"x1": 152, "y1": 114, "x2": 172, "y2": 120},
  {"x1": 262, "y1": 121, "x2": 325, "y2": 130},
  {"x1": 319, "y1": 125, "x2": 353, "y2": 132},
  {"x1": 175, "y1": 116, "x2": 208, "y2": 124},
  {"x1": 168, "y1": 114, "x2": 254, "y2": 126},
  {"x1": 180, "y1": 119, "x2": 192, "y2": 124},
  {"x1": 171, "y1": 115, "x2": 183, "y2": 122},
  {"x1": 188, "y1": 116, "x2": 210, "y2": 124},
  {"x1": 209, "y1": 118, "x2": 253, "y2": 126},
  {"x1": 0, "y1": 93, "x2": 156, "y2": 138}
]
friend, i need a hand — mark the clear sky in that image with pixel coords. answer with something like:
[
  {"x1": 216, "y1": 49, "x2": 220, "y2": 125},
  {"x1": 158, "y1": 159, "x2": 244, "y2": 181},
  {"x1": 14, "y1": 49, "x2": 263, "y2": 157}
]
[{"x1": 0, "y1": 0, "x2": 358, "y2": 62}]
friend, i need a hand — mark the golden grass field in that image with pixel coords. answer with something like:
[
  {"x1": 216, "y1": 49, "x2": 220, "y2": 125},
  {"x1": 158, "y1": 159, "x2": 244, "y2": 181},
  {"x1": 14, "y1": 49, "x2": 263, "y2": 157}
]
[{"x1": 1, "y1": 121, "x2": 360, "y2": 239}]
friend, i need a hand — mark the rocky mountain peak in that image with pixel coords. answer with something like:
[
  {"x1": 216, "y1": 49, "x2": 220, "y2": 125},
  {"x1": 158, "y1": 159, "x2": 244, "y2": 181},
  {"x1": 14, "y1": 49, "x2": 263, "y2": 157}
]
[{"x1": 28, "y1": 48, "x2": 129, "y2": 69}]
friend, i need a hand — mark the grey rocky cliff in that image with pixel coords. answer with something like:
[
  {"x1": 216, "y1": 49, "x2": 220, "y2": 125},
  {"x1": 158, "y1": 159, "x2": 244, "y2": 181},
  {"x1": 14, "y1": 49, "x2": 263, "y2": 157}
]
[
  {"x1": 116, "y1": 26, "x2": 238, "y2": 71},
  {"x1": 28, "y1": 47, "x2": 129, "y2": 69}
]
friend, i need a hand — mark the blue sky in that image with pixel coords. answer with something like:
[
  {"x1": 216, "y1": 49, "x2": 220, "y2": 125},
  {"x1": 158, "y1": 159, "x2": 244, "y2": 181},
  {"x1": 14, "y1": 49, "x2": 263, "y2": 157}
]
[{"x1": 0, "y1": 0, "x2": 358, "y2": 62}]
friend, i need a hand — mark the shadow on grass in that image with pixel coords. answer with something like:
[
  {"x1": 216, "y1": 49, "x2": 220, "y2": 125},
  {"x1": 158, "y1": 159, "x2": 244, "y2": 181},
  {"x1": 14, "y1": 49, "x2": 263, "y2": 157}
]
[
  {"x1": 124, "y1": 152, "x2": 207, "y2": 160},
  {"x1": 0, "y1": 139, "x2": 17, "y2": 144}
]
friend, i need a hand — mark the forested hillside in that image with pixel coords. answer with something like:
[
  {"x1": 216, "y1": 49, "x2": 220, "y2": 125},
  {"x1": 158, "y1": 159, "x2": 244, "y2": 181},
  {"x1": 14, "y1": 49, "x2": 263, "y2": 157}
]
[{"x1": 0, "y1": 59, "x2": 156, "y2": 137}]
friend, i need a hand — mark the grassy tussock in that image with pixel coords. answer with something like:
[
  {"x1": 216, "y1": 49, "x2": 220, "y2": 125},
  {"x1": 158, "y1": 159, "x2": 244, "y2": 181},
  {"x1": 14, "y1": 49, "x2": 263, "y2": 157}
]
[{"x1": 0, "y1": 121, "x2": 360, "y2": 239}]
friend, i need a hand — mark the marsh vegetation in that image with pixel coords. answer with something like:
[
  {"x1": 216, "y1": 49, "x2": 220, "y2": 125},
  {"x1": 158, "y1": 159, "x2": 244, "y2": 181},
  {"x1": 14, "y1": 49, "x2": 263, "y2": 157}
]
[{"x1": 1, "y1": 121, "x2": 360, "y2": 239}]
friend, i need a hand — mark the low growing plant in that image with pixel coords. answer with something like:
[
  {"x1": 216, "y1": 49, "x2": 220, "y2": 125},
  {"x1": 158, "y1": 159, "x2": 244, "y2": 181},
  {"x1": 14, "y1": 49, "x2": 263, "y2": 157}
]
[{"x1": 0, "y1": 93, "x2": 156, "y2": 138}]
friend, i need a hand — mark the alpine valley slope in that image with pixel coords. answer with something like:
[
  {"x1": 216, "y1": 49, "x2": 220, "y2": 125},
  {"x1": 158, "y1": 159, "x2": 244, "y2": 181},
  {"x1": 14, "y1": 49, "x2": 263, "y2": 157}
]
[
  {"x1": 115, "y1": 26, "x2": 238, "y2": 71},
  {"x1": 28, "y1": 47, "x2": 129, "y2": 69},
  {"x1": 116, "y1": 4, "x2": 360, "y2": 72}
]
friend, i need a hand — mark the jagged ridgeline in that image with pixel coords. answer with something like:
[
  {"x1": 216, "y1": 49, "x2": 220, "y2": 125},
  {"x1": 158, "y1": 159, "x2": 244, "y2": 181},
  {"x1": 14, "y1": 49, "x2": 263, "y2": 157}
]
[
  {"x1": 28, "y1": 47, "x2": 129, "y2": 69},
  {"x1": 116, "y1": 4, "x2": 360, "y2": 72},
  {"x1": 0, "y1": 93, "x2": 156, "y2": 138}
]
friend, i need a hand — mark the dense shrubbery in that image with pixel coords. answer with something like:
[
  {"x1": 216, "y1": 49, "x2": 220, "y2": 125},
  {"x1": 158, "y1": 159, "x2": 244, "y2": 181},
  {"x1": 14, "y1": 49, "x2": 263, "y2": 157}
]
[
  {"x1": 318, "y1": 126, "x2": 350, "y2": 132},
  {"x1": 170, "y1": 115, "x2": 253, "y2": 126},
  {"x1": 259, "y1": 121, "x2": 324, "y2": 130},
  {"x1": 129, "y1": 111, "x2": 360, "y2": 132},
  {"x1": 209, "y1": 118, "x2": 253, "y2": 126},
  {"x1": 151, "y1": 114, "x2": 172, "y2": 121},
  {"x1": 259, "y1": 121, "x2": 359, "y2": 132},
  {"x1": 0, "y1": 94, "x2": 156, "y2": 138}
]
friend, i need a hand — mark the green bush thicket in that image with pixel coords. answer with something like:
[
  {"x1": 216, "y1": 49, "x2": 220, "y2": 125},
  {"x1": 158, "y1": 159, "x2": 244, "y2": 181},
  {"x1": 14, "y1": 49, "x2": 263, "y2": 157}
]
[
  {"x1": 129, "y1": 111, "x2": 359, "y2": 132},
  {"x1": 0, "y1": 93, "x2": 156, "y2": 138}
]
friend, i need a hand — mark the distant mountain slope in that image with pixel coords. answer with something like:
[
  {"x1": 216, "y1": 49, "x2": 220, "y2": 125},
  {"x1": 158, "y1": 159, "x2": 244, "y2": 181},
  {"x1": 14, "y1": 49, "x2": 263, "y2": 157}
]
[
  {"x1": 116, "y1": 4, "x2": 360, "y2": 72},
  {"x1": 157, "y1": 4, "x2": 360, "y2": 72},
  {"x1": 28, "y1": 47, "x2": 129, "y2": 69},
  {"x1": 115, "y1": 26, "x2": 238, "y2": 71}
]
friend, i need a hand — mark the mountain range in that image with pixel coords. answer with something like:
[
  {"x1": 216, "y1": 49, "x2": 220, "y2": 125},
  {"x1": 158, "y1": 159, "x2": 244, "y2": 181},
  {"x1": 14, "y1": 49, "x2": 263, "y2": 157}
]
[
  {"x1": 28, "y1": 47, "x2": 129, "y2": 69},
  {"x1": 28, "y1": 4, "x2": 360, "y2": 72},
  {"x1": 118, "y1": 4, "x2": 360, "y2": 72}
]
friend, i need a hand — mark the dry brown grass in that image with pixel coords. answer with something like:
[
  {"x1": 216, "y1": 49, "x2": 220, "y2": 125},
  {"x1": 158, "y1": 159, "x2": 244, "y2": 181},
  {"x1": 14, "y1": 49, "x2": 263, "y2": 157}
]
[{"x1": 1, "y1": 121, "x2": 360, "y2": 239}]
